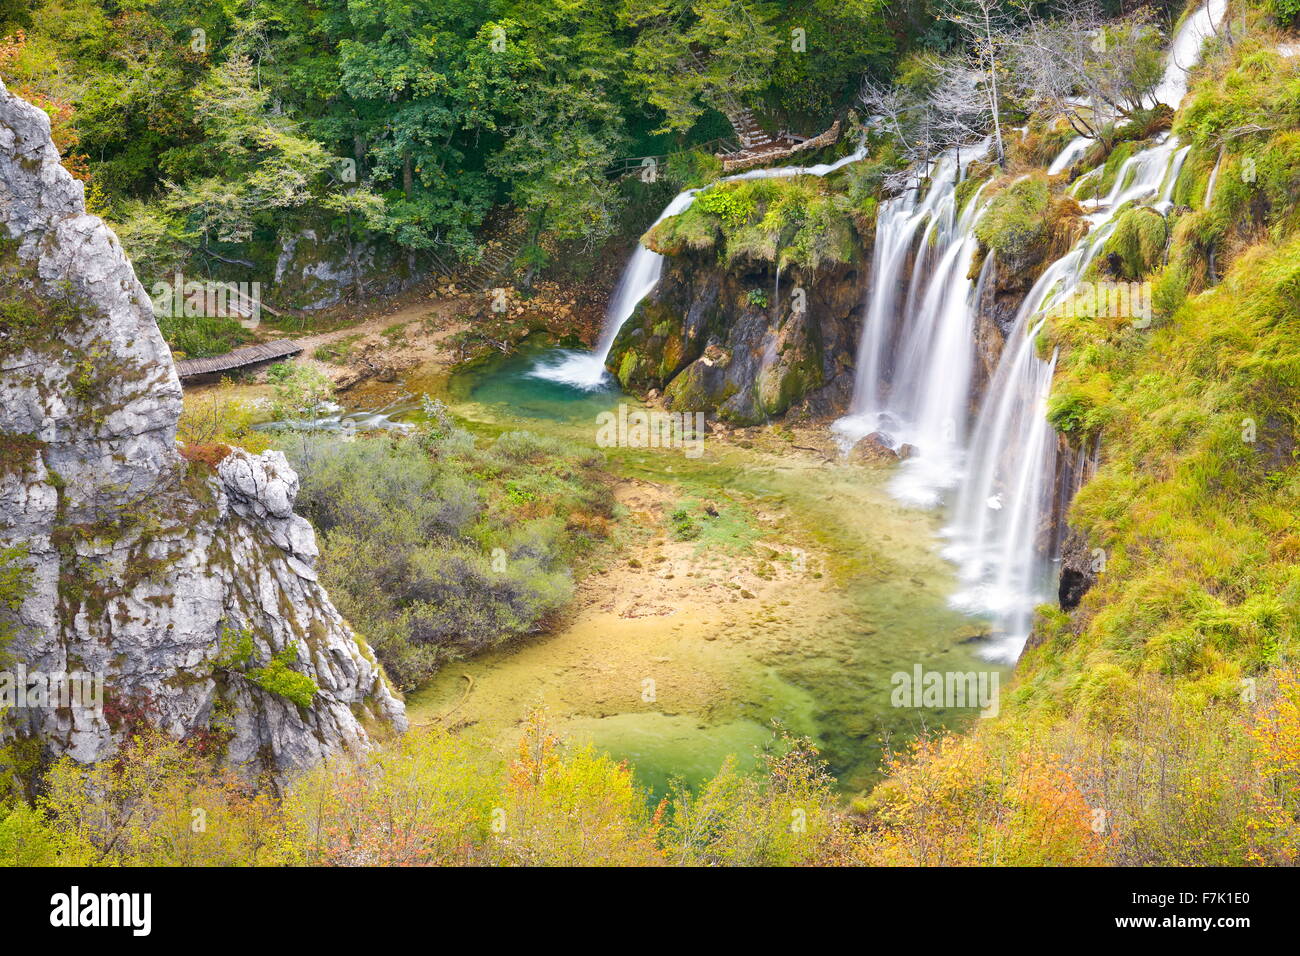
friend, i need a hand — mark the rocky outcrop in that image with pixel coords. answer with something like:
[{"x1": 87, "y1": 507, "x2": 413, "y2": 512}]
[
  {"x1": 607, "y1": 250, "x2": 867, "y2": 426},
  {"x1": 0, "y1": 80, "x2": 405, "y2": 777},
  {"x1": 274, "y1": 227, "x2": 429, "y2": 311},
  {"x1": 1056, "y1": 525, "x2": 1099, "y2": 612}
]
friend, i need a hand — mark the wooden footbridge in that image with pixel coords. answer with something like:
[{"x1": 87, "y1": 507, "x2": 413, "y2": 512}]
[{"x1": 175, "y1": 339, "x2": 303, "y2": 381}]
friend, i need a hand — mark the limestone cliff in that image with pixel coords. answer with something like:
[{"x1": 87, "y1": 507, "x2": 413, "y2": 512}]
[{"x1": 0, "y1": 81, "x2": 406, "y2": 776}]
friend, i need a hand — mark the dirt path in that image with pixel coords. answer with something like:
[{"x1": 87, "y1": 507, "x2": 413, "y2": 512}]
[{"x1": 292, "y1": 296, "x2": 469, "y2": 388}]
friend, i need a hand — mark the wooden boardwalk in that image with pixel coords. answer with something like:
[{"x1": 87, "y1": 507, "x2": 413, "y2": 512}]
[{"x1": 175, "y1": 339, "x2": 303, "y2": 380}]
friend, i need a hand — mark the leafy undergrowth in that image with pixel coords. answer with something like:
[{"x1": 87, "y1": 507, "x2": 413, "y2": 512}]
[
  {"x1": 1172, "y1": 34, "x2": 1300, "y2": 286},
  {"x1": 176, "y1": 389, "x2": 274, "y2": 455},
  {"x1": 0, "y1": 717, "x2": 854, "y2": 866},
  {"x1": 8, "y1": 676, "x2": 1298, "y2": 866},
  {"x1": 1039, "y1": 228, "x2": 1300, "y2": 706},
  {"x1": 855, "y1": 669, "x2": 1300, "y2": 865},
  {"x1": 156, "y1": 314, "x2": 253, "y2": 359}
]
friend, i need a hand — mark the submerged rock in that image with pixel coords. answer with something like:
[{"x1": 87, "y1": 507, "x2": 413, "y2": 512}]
[{"x1": 0, "y1": 80, "x2": 405, "y2": 778}]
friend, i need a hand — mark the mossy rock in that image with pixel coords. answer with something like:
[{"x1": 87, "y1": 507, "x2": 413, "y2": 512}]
[
  {"x1": 975, "y1": 175, "x2": 1051, "y2": 272},
  {"x1": 1101, "y1": 207, "x2": 1170, "y2": 280},
  {"x1": 606, "y1": 300, "x2": 693, "y2": 390},
  {"x1": 647, "y1": 177, "x2": 861, "y2": 272},
  {"x1": 664, "y1": 358, "x2": 726, "y2": 412},
  {"x1": 617, "y1": 349, "x2": 640, "y2": 389},
  {"x1": 755, "y1": 336, "x2": 824, "y2": 417}
]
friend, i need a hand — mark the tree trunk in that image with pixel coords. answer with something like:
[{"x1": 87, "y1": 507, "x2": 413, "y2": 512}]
[{"x1": 984, "y1": 12, "x2": 1005, "y2": 166}]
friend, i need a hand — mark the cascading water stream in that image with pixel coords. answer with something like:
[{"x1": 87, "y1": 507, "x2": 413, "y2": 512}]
[
  {"x1": 530, "y1": 146, "x2": 870, "y2": 390},
  {"x1": 1152, "y1": 0, "x2": 1229, "y2": 109},
  {"x1": 840, "y1": 152, "x2": 962, "y2": 422},
  {"x1": 830, "y1": 147, "x2": 996, "y2": 510},
  {"x1": 1204, "y1": 149, "x2": 1224, "y2": 207},
  {"x1": 835, "y1": 0, "x2": 1226, "y2": 661},
  {"x1": 946, "y1": 132, "x2": 1192, "y2": 661}
]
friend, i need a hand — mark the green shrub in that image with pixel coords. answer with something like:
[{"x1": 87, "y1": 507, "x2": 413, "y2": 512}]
[
  {"x1": 670, "y1": 505, "x2": 700, "y2": 540},
  {"x1": 1102, "y1": 207, "x2": 1169, "y2": 279},
  {"x1": 268, "y1": 362, "x2": 333, "y2": 421},
  {"x1": 666, "y1": 148, "x2": 724, "y2": 189},
  {"x1": 156, "y1": 314, "x2": 253, "y2": 359},
  {"x1": 288, "y1": 426, "x2": 612, "y2": 690},
  {"x1": 215, "y1": 628, "x2": 318, "y2": 709},
  {"x1": 648, "y1": 176, "x2": 859, "y2": 271}
]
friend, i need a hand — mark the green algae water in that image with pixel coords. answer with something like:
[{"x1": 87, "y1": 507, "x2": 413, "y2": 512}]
[
  {"x1": 446, "y1": 346, "x2": 628, "y2": 423},
  {"x1": 364, "y1": 342, "x2": 1009, "y2": 799}
]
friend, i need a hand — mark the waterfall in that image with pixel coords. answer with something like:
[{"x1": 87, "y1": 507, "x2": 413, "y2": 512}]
[
  {"x1": 1204, "y1": 148, "x2": 1224, "y2": 207},
  {"x1": 1047, "y1": 135, "x2": 1090, "y2": 175},
  {"x1": 830, "y1": 147, "x2": 994, "y2": 507},
  {"x1": 834, "y1": 0, "x2": 1226, "y2": 662},
  {"x1": 946, "y1": 132, "x2": 1191, "y2": 661},
  {"x1": 839, "y1": 155, "x2": 959, "y2": 425},
  {"x1": 529, "y1": 190, "x2": 697, "y2": 389},
  {"x1": 1152, "y1": 0, "x2": 1228, "y2": 109},
  {"x1": 529, "y1": 146, "x2": 870, "y2": 390}
]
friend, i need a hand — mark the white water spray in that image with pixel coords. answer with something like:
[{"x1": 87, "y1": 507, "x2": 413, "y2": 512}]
[
  {"x1": 830, "y1": 144, "x2": 995, "y2": 508},
  {"x1": 1152, "y1": 0, "x2": 1228, "y2": 109}
]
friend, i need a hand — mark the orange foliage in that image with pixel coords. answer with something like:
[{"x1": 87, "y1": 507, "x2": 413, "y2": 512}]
[
  {"x1": 1246, "y1": 670, "x2": 1300, "y2": 864},
  {"x1": 178, "y1": 442, "x2": 234, "y2": 470},
  {"x1": 861, "y1": 732, "x2": 1108, "y2": 866}
]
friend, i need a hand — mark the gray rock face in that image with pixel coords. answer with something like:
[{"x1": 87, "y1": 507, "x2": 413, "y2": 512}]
[
  {"x1": 607, "y1": 248, "x2": 868, "y2": 426},
  {"x1": 0, "y1": 80, "x2": 406, "y2": 777},
  {"x1": 273, "y1": 227, "x2": 427, "y2": 311}
]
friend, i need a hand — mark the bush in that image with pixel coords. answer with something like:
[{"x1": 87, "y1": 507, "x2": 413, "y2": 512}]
[
  {"x1": 267, "y1": 362, "x2": 333, "y2": 421},
  {"x1": 975, "y1": 175, "x2": 1050, "y2": 268},
  {"x1": 648, "y1": 177, "x2": 858, "y2": 271},
  {"x1": 1101, "y1": 207, "x2": 1169, "y2": 279},
  {"x1": 156, "y1": 314, "x2": 252, "y2": 359},
  {"x1": 669, "y1": 504, "x2": 700, "y2": 540},
  {"x1": 288, "y1": 426, "x2": 612, "y2": 690},
  {"x1": 665, "y1": 148, "x2": 723, "y2": 189},
  {"x1": 177, "y1": 391, "x2": 272, "y2": 453}
]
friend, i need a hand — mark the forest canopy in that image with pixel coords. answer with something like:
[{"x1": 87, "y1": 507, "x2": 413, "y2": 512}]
[{"x1": 0, "y1": 0, "x2": 895, "y2": 278}]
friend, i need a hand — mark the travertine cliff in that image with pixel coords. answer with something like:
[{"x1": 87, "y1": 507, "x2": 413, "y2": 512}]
[
  {"x1": 0, "y1": 80, "x2": 405, "y2": 777},
  {"x1": 607, "y1": 248, "x2": 867, "y2": 426}
]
